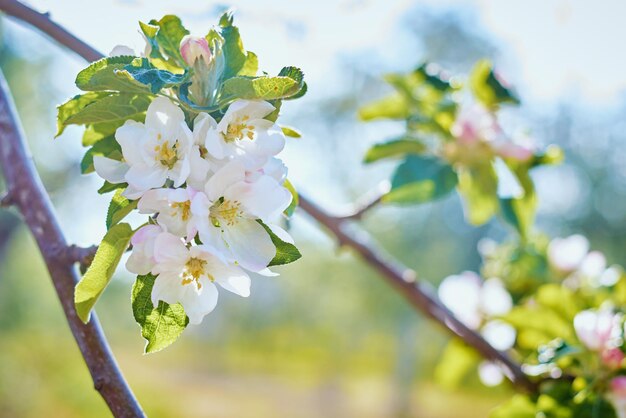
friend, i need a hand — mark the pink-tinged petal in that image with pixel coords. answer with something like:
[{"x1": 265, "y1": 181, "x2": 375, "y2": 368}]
[
  {"x1": 115, "y1": 120, "x2": 146, "y2": 165},
  {"x1": 137, "y1": 188, "x2": 168, "y2": 214},
  {"x1": 93, "y1": 156, "x2": 128, "y2": 184},
  {"x1": 222, "y1": 218, "x2": 275, "y2": 272},
  {"x1": 205, "y1": 160, "x2": 246, "y2": 200},
  {"x1": 152, "y1": 232, "x2": 188, "y2": 265},
  {"x1": 180, "y1": 35, "x2": 212, "y2": 66}
]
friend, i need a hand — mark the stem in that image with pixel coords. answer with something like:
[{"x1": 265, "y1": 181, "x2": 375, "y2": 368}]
[
  {"x1": 0, "y1": 70, "x2": 144, "y2": 416},
  {"x1": 0, "y1": 0, "x2": 535, "y2": 394}
]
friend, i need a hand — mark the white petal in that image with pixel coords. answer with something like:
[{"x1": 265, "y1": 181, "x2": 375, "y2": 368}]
[
  {"x1": 115, "y1": 120, "x2": 146, "y2": 165},
  {"x1": 145, "y1": 97, "x2": 185, "y2": 136},
  {"x1": 205, "y1": 160, "x2": 246, "y2": 200},
  {"x1": 125, "y1": 164, "x2": 168, "y2": 192},
  {"x1": 480, "y1": 278, "x2": 513, "y2": 316},
  {"x1": 93, "y1": 156, "x2": 128, "y2": 184},
  {"x1": 481, "y1": 320, "x2": 516, "y2": 351},
  {"x1": 222, "y1": 218, "x2": 275, "y2": 272},
  {"x1": 182, "y1": 279, "x2": 219, "y2": 324},
  {"x1": 152, "y1": 232, "x2": 188, "y2": 266},
  {"x1": 227, "y1": 100, "x2": 275, "y2": 119},
  {"x1": 437, "y1": 271, "x2": 482, "y2": 329},
  {"x1": 478, "y1": 361, "x2": 504, "y2": 387},
  {"x1": 225, "y1": 175, "x2": 291, "y2": 221},
  {"x1": 548, "y1": 235, "x2": 589, "y2": 272},
  {"x1": 109, "y1": 45, "x2": 135, "y2": 57},
  {"x1": 213, "y1": 264, "x2": 251, "y2": 297},
  {"x1": 267, "y1": 224, "x2": 294, "y2": 244},
  {"x1": 151, "y1": 273, "x2": 184, "y2": 307}
]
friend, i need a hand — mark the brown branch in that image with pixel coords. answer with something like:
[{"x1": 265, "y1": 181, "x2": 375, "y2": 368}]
[
  {"x1": 335, "y1": 181, "x2": 389, "y2": 220},
  {"x1": 0, "y1": 64, "x2": 144, "y2": 418},
  {"x1": 0, "y1": 0, "x2": 535, "y2": 394}
]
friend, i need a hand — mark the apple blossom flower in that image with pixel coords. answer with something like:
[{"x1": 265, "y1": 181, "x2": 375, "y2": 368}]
[
  {"x1": 548, "y1": 235, "x2": 590, "y2": 273},
  {"x1": 151, "y1": 232, "x2": 250, "y2": 324},
  {"x1": 126, "y1": 224, "x2": 163, "y2": 275},
  {"x1": 573, "y1": 309, "x2": 622, "y2": 352},
  {"x1": 438, "y1": 272, "x2": 516, "y2": 351},
  {"x1": 203, "y1": 100, "x2": 286, "y2": 170},
  {"x1": 451, "y1": 103, "x2": 500, "y2": 145},
  {"x1": 94, "y1": 97, "x2": 193, "y2": 199},
  {"x1": 190, "y1": 159, "x2": 292, "y2": 272},
  {"x1": 180, "y1": 35, "x2": 212, "y2": 66},
  {"x1": 608, "y1": 376, "x2": 626, "y2": 418},
  {"x1": 186, "y1": 112, "x2": 222, "y2": 190},
  {"x1": 138, "y1": 187, "x2": 198, "y2": 240}
]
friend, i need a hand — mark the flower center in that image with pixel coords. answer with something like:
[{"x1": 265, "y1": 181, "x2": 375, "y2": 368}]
[
  {"x1": 209, "y1": 198, "x2": 242, "y2": 227},
  {"x1": 222, "y1": 116, "x2": 254, "y2": 143},
  {"x1": 182, "y1": 257, "x2": 207, "y2": 289},
  {"x1": 154, "y1": 139, "x2": 179, "y2": 169},
  {"x1": 171, "y1": 200, "x2": 191, "y2": 221}
]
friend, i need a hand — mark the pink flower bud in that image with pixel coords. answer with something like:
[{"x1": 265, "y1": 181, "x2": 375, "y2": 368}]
[
  {"x1": 603, "y1": 348, "x2": 625, "y2": 370},
  {"x1": 180, "y1": 35, "x2": 212, "y2": 66},
  {"x1": 612, "y1": 377, "x2": 626, "y2": 397}
]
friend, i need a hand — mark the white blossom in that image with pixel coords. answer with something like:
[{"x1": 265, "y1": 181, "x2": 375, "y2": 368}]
[
  {"x1": 151, "y1": 232, "x2": 250, "y2": 324},
  {"x1": 126, "y1": 224, "x2": 163, "y2": 275},
  {"x1": 203, "y1": 100, "x2": 285, "y2": 170},
  {"x1": 190, "y1": 159, "x2": 292, "y2": 272},
  {"x1": 573, "y1": 308, "x2": 621, "y2": 352},
  {"x1": 94, "y1": 97, "x2": 193, "y2": 199},
  {"x1": 138, "y1": 187, "x2": 198, "y2": 240}
]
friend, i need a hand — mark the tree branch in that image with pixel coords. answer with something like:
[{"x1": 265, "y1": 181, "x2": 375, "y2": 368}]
[
  {"x1": 0, "y1": 50, "x2": 144, "y2": 418},
  {"x1": 0, "y1": 0, "x2": 535, "y2": 394}
]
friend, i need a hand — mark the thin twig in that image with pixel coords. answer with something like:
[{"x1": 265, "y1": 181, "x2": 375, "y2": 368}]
[
  {"x1": 0, "y1": 58, "x2": 144, "y2": 418},
  {"x1": 335, "y1": 181, "x2": 390, "y2": 220},
  {"x1": 0, "y1": 0, "x2": 535, "y2": 394}
]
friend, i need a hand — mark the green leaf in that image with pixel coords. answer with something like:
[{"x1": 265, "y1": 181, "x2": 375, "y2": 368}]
[
  {"x1": 74, "y1": 223, "x2": 134, "y2": 323},
  {"x1": 119, "y1": 58, "x2": 187, "y2": 94},
  {"x1": 75, "y1": 56, "x2": 153, "y2": 93},
  {"x1": 238, "y1": 51, "x2": 258, "y2": 76},
  {"x1": 218, "y1": 11, "x2": 248, "y2": 79},
  {"x1": 80, "y1": 135, "x2": 121, "y2": 174},
  {"x1": 500, "y1": 161, "x2": 537, "y2": 239},
  {"x1": 257, "y1": 220, "x2": 301, "y2": 266},
  {"x1": 132, "y1": 274, "x2": 189, "y2": 353},
  {"x1": 457, "y1": 163, "x2": 499, "y2": 225},
  {"x1": 56, "y1": 92, "x2": 113, "y2": 137},
  {"x1": 358, "y1": 93, "x2": 409, "y2": 121},
  {"x1": 139, "y1": 21, "x2": 164, "y2": 61},
  {"x1": 149, "y1": 15, "x2": 189, "y2": 66},
  {"x1": 283, "y1": 179, "x2": 299, "y2": 217},
  {"x1": 82, "y1": 120, "x2": 127, "y2": 146},
  {"x1": 470, "y1": 59, "x2": 519, "y2": 109},
  {"x1": 364, "y1": 138, "x2": 426, "y2": 164},
  {"x1": 106, "y1": 189, "x2": 137, "y2": 229},
  {"x1": 98, "y1": 180, "x2": 127, "y2": 194},
  {"x1": 383, "y1": 155, "x2": 457, "y2": 204},
  {"x1": 65, "y1": 93, "x2": 152, "y2": 127},
  {"x1": 490, "y1": 395, "x2": 536, "y2": 418},
  {"x1": 221, "y1": 67, "x2": 305, "y2": 101},
  {"x1": 434, "y1": 339, "x2": 480, "y2": 389},
  {"x1": 281, "y1": 126, "x2": 301, "y2": 138}
]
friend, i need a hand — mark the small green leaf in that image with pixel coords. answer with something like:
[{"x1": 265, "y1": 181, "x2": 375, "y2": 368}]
[
  {"x1": 258, "y1": 220, "x2": 301, "y2": 266},
  {"x1": 65, "y1": 93, "x2": 152, "y2": 126},
  {"x1": 238, "y1": 51, "x2": 258, "y2": 76},
  {"x1": 132, "y1": 274, "x2": 189, "y2": 353},
  {"x1": 358, "y1": 93, "x2": 409, "y2": 121},
  {"x1": 98, "y1": 181, "x2": 127, "y2": 194},
  {"x1": 490, "y1": 395, "x2": 536, "y2": 418},
  {"x1": 119, "y1": 58, "x2": 187, "y2": 94},
  {"x1": 218, "y1": 11, "x2": 248, "y2": 79},
  {"x1": 283, "y1": 179, "x2": 299, "y2": 217},
  {"x1": 500, "y1": 162, "x2": 537, "y2": 239},
  {"x1": 470, "y1": 59, "x2": 519, "y2": 109},
  {"x1": 281, "y1": 126, "x2": 301, "y2": 138},
  {"x1": 364, "y1": 138, "x2": 426, "y2": 164},
  {"x1": 139, "y1": 21, "x2": 164, "y2": 61},
  {"x1": 149, "y1": 15, "x2": 189, "y2": 66},
  {"x1": 75, "y1": 56, "x2": 152, "y2": 93},
  {"x1": 221, "y1": 67, "x2": 305, "y2": 101},
  {"x1": 74, "y1": 223, "x2": 134, "y2": 323},
  {"x1": 106, "y1": 189, "x2": 137, "y2": 229},
  {"x1": 383, "y1": 155, "x2": 457, "y2": 204},
  {"x1": 434, "y1": 339, "x2": 479, "y2": 389},
  {"x1": 82, "y1": 120, "x2": 127, "y2": 146},
  {"x1": 457, "y1": 163, "x2": 499, "y2": 225},
  {"x1": 56, "y1": 92, "x2": 113, "y2": 137}
]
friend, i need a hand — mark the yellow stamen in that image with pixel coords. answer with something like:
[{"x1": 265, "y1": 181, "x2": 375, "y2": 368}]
[
  {"x1": 171, "y1": 200, "x2": 191, "y2": 221},
  {"x1": 181, "y1": 257, "x2": 207, "y2": 290},
  {"x1": 154, "y1": 140, "x2": 178, "y2": 169},
  {"x1": 222, "y1": 116, "x2": 253, "y2": 143},
  {"x1": 209, "y1": 199, "x2": 242, "y2": 227}
]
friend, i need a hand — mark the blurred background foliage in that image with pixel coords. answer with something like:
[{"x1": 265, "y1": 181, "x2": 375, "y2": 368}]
[{"x1": 0, "y1": 1, "x2": 624, "y2": 417}]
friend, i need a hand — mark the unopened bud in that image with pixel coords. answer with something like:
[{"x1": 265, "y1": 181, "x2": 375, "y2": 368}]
[{"x1": 180, "y1": 35, "x2": 212, "y2": 66}]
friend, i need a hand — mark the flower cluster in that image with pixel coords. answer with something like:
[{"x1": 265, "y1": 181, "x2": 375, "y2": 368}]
[
  {"x1": 60, "y1": 13, "x2": 305, "y2": 351},
  {"x1": 94, "y1": 95, "x2": 293, "y2": 324}
]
